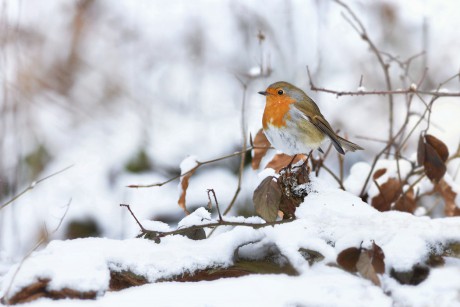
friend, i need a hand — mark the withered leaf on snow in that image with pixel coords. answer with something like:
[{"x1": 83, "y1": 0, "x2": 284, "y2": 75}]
[
  {"x1": 337, "y1": 241, "x2": 385, "y2": 286},
  {"x1": 370, "y1": 241, "x2": 385, "y2": 274},
  {"x1": 252, "y1": 129, "x2": 272, "y2": 170},
  {"x1": 337, "y1": 247, "x2": 361, "y2": 273},
  {"x1": 253, "y1": 176, "x2": 282, "y2": 222},
  {"x1": 393, "y1": 188, "x2": 417, "y2": 213},
  {"x1": 356, "y1": 251, "x2": 381, "y2": 286},
  {"x1": 371, "y1": 178, "x2": 403, "y2": 212}
]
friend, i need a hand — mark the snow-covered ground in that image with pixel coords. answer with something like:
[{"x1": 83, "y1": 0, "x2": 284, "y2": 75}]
[
  {"x1": 1, "y1": 0, "x2": 460, "y2": 306},
  {"x1": 1, "y1": 177, "x2": 460, "y2": 306}
]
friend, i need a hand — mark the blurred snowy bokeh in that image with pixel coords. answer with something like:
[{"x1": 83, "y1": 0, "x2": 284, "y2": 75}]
[{"x1": 1, "y1": 0, "x2": 460, "y2": 262}]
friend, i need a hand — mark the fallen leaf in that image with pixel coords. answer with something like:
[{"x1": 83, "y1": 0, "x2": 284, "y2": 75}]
[
  {"x1": 356, "y1": 251, "x2": 381, "y2": 286},
  {"x1": 371, "y1": 178, "x2": 403, "y2": 212},
  {"x1": 252, "y1": 129, "x2": 271, "y2": 170},
  {"x1": 370, "y1": 242, "x2": 385, "y2": 274},
  {"x1": 435, "y1": 179, "x2": 460, "y2": 217},
  {"x1": 266, "y1": 154, "x2": 306, "y2": 173},
  {"x1": 337, "y1": 247, "x2": 361, "y2": 273},
  {"x1": 390, "y1": 265, "x2": 429, "y2": 285},
  {"x1": 393, "y1": 188, "x2": 417, "y2": 213},
  {"x1": 253, "y1": 176, "x2": 282, "y2": 222}
]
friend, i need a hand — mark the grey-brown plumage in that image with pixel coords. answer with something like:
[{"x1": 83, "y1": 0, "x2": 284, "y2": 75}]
[{"x1": 259, "y1": 81, "x2": 363, "y2": 155}]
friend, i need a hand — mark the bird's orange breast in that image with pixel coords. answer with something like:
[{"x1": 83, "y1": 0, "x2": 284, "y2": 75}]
[{"x1": 262, "y1": 95, "x2": 296, "y2": 129}]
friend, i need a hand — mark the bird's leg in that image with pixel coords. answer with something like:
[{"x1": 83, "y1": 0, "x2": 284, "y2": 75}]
[
  {"x1": 287, "y1": 154, "x2": 297, "y2": 168},
  {"x1": 301, "y1": 150, "x2": 313, "y2": 169},
  {"x1": 280, "y1": 154, "x2": 297, "y2": 173}
]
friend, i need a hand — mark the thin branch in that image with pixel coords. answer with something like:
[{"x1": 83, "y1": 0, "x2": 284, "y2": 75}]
[
  {"x1": 127, "y1": 146, "x2": 265, "y2": 188},
  {"x1": 120, "y1": 204, "x2": 147, "y2": 233},
  {"x1": 306, "y1": 87, "x2": 460, "y2": 98},
  {"x1": 120, "y1": 204, "x2": 294, "y2": 239},
  {"x1": 334, "y1": 0, "x2": 395, "y2": 144},
  {"x1": 307, "y1": 66, "x2": 460, "y2": 98},
  {"x1": 224, "y1": 80, "x2": 248, "y2": 215},
  {"x1": 321, "y1": 163, "x2": 345, "y2": 190},
  {"x1": 2, "y1": 198, "x2": 72, "y2": 303},
  {"x1": 0, "y1": 165, "x2": 74, "y2": 210},
  {"x1": 207, "y1": 189, "x2": 222, "y2": 221}
]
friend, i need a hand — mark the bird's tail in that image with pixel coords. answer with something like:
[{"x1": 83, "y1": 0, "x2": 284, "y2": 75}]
[{"x1": 337, "y1": 136, "x2": 364, "y2": 152}]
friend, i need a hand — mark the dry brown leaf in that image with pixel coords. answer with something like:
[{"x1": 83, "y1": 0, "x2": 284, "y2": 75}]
[
  {"x1": 435, "y1": 179, "x2": 460, "y2": 217},
  {"x1": 252, "y1": 129, "x2": 271, "y2": 170},
  {"x1": 265, "y1": 154, "x2": 307, "y2": 173},
  {"x1": 178, "y1": 166, "x2": 197, "y2": 215},
  {"x1": 356, "y1": 251, "x2": 381, "y2": 286},
  {"x1": 253, "y1": 176, "x2": 282, "y2": 222},
  {"x1": 426, "y1": 134, "x2": 449, "y2": 162},
  {"x1": 417, "y1": 134, "x2": 425, "y2": 166},
  {"x1": 418, "y1": 134, "x2": 449, "y2": 182},
  {"x1": 278, "y1": 194, "x2": 299, "y2": 219},
  {"x1": 371, "y1": 178, "x2": 403, "y2": 212},
  {"x1": 394, "y1": 188, "x2": 417, "y2": 213},
  {"x1": 373, "y1": 168, "x2": 387, "y2": 180},
  {"x1": 370, "y1": 242, "x2": 385, "y2": 274},
  {"x1": 337, "y1": 247, "x2": 361, "y2": 273},
  {"x1": 424, "y1": 141, "x2": 447, "y2": 182}
]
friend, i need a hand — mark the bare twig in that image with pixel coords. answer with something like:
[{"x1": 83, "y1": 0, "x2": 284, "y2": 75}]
[
  {"x1": 127, "y1": 146, "x2": 267, "y2": 189},
  {"x1": 321, "y1": 163, "x2": 345, "y2": 190},
  {"x1": 307, "y1": 66, "x2": 460, "y2": 98},
  {"x1": 120, "y1": 204, "x2": 147, "y2": 233},
  {"x1": 2, "y1": 198, "x2": 72, "y2": 303},
  {"x1": 224, "y1": 79, "x2": 248, "y2": 215},
  {"x1": 334, "y1": 0, "x2": 395, "y2": 143},
  {"x1": 120, "y1": 204, "x2": 294, "y2": 240},
  {"x1": 0, "y1": 165, "x2": 74, "y2": 210},
  {"x1": 207, "y1": 189, "x2": 222, "y2": 221}
]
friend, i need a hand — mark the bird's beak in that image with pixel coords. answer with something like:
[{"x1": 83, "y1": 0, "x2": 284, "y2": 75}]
[{"x1": 258, "y1": 91, "x2": 268, "y2": 96}]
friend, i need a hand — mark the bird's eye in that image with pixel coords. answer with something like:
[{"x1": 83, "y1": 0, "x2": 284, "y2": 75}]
[{"x1": 278, "y1": 89, "x2": 284, "y2": 95}]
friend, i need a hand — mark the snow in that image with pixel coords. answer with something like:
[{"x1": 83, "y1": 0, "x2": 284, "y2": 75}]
[{"x1": 1, "y1": 177, "x2": 460, "y2": 306}]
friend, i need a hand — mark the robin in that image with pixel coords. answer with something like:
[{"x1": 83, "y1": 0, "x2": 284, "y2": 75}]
[{"x1": 258, "y1": 81, "x2": 363, "y2": 155}]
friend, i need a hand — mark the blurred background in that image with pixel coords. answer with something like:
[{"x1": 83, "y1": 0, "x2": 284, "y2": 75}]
[{"x1": 1, "y1": 0, "x2": 460, "y2": 265}]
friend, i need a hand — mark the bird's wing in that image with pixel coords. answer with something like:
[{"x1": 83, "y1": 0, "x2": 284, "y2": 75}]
[
  {"x1": 310, "y1": 115, "x2": 345, "y2": 155},
  {"x1": 292, "y1": 103, "x2": 345, "y2": 154}
]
